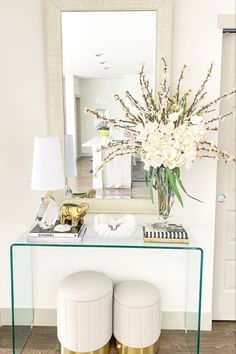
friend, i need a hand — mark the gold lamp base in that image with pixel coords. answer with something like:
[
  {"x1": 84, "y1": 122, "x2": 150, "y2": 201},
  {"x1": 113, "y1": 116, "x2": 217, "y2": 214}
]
[
  {"x1": 115, "y1": 339, "x2": 160, "y2": 354},
  {"x1": 61, "y1": 341, "x2": 110, "y2": 354}
]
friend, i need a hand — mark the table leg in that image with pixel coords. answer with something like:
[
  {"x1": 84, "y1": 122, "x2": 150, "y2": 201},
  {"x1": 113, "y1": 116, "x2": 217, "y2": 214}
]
[
  {"x1": 10, "y1": 245, "x2": 34, "y2": 353},
  {"x1": 185, "y1": 248, "x2": 204, "y2": 354}
]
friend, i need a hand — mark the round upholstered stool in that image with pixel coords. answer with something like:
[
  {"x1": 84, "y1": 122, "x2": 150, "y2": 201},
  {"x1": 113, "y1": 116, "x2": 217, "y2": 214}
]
[
  {"x1": 57, "y1": 271, "x2": 113, "y2": 354},
  {"x1": 114, "y1": 280, "x2": 161, "y2": 354}
]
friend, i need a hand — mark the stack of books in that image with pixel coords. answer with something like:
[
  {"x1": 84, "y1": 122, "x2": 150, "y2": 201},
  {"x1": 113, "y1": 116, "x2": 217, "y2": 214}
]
[
  {"x1": 28, "y1": 222, "x2": 87, "y2": 243},
  {"x1": 143, "y1": 223, "x2": 189, "y2": 244}
]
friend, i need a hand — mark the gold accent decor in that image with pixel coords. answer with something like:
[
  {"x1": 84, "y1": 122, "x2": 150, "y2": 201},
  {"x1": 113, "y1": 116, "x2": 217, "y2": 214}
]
[
  {"x1": 115, "y1": 339, "x2": 160, "y2": 354},
  {"x1": 87, "y1": 189, "x2": 96, "y2": 198},
  {"x1": 60, "y1": 203, "x2": 89, "y2": 231},
  {"x1": 73, "y1": 189, "x2": 97, "y2": 199},
  {"x1": 61, "y1": 341, "x2": 110, "y2": 354},
  {"x1": 143, "y1": 238, "x2": 189, "y2": 244},
  {"x1": 44, "y1": 191, "x2": 53, "y2": 201}
]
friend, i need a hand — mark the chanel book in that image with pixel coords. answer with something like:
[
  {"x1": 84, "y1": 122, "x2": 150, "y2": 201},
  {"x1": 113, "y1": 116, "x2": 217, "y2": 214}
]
[
  {"x1": 143, "y1": 223, "x2": 189, "y2": 244},
  {"x1": 28, "y1": 222, "x2": 87, "y2": 242}
]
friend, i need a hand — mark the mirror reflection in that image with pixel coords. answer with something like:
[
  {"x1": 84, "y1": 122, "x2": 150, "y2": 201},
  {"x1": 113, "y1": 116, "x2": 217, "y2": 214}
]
[{"x1": 62, "y1": 11, "x2": 156, "y2": 198}]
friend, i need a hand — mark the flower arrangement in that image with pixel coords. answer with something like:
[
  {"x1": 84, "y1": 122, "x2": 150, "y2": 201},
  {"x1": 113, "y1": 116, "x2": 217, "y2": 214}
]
[{"x1": 86, "y1": 59, "x2": 235, "y2": 220}]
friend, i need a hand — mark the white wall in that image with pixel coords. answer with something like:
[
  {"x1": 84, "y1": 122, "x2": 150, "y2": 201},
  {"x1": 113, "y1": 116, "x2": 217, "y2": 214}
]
[
  {"x1": 0, "y1": 0, "x2": 235, "y2": 329},
  {"x1": 0, "y1": 0, "x2": 48, "y2": 322}
]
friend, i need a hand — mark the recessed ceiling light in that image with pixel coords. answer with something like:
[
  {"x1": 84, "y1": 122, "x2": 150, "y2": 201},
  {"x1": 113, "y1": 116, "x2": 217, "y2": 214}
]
[
  {"x1": 95, "y1": 53, "x2": 103, "y2": 57},
  {"x1": 104, "y1": 67, "x2": 110, "y2": 70}
]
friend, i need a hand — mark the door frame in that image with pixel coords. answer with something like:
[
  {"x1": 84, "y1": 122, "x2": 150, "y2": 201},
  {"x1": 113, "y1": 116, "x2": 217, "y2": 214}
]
[{"x1": 213, "y1": 15, "x2": 236, "y2": 320}]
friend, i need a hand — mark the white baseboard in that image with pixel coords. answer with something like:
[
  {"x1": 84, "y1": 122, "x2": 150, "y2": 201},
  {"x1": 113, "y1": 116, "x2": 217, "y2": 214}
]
[{"x1": 0, "y1": 308, "x2": 212, "y2": 330}]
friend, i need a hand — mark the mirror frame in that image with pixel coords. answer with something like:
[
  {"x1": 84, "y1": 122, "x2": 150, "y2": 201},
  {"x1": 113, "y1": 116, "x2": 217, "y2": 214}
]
[{"x1": 46, "y1": 0, "x2": 172, "y2": 213}]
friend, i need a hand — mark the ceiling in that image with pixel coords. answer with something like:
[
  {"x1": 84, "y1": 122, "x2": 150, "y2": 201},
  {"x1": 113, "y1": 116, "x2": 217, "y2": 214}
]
[{"x1": 62, "y1": 11, "x2": 156, "y2": 78}]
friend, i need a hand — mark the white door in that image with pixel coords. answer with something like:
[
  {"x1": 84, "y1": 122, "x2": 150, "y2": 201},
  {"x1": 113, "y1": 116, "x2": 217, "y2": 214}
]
[{"x1": 213, "y1": 32, "x2": 236, "y2": 320}]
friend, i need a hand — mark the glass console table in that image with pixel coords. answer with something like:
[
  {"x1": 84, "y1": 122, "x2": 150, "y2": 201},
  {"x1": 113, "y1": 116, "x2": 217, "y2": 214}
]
[{"x1": 10, "y1": 225, "x2": 203, "y2": 354}]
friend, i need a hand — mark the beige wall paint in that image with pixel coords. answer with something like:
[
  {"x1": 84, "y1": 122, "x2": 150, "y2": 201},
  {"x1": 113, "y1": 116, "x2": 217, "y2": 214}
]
[{"x1": 0, "y1": 0, "x2": 235, "y2": 328}]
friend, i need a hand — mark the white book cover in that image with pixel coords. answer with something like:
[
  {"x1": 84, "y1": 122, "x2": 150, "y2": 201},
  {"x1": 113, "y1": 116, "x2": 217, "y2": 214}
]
[{"x1": 28, "y1": 222, "x2": 87, "y2": 241}]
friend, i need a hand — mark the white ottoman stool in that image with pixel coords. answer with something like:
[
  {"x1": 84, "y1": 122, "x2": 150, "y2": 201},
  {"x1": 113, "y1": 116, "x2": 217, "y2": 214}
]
[
  {"x1": 114, "y1": 280, "x2": 161, "y2": 354},
  {"x1": 57, "y1": 271, "x2": 113, "y2": 354}
]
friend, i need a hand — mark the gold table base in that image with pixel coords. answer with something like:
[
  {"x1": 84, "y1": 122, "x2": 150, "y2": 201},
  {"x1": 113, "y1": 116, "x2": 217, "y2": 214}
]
[
  {"x1": 115, "y1": 339, "x2": 160, "y2": 354},
  {"x1": 62, "y1": 341, "x2": 110, "y2": 354}
]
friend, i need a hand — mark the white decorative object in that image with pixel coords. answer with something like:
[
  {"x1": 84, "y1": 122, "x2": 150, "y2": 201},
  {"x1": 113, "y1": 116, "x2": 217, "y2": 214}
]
[
  {"x1": 38, "y1": 200, "x2": 59, "y2": 229},
  {"x1": 31, "y1": 136, "x2": 65, "y2": 222},
  {"x1": 114, "y1": 280, "x2": 161, "y2": 349},
  {"x1": 54, "y1": 224, "x2": 72, "y2": 232},
  {"x1": 57, "y1": 271, "x2": 113, "y2": 353},
  {"x1": 94, "y1": 214, "x2": 136, "y2": 238},
  {"x1": 31, "y1": 136, "x2": 64, "y2": 191}
]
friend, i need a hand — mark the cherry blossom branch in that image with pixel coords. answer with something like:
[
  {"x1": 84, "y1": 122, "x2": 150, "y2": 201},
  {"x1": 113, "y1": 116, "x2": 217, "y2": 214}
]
[
  {"x1": 187, "y1": 63, "x2": 213, "y2": 115},
  {"x1": 174, "y1": 64, "x2": 187, "y2": 104},
  {"x1": 196, "y1": 89, "x2": 236, "y2": 115},
  {"x1": 205, "y1": 112, "x2": 233, "y2": 125}
]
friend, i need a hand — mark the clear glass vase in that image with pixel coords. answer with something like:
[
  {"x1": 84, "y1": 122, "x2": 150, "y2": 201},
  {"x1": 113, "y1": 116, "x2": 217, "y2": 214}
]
[{"x1": 150, "y1": 167, "x2": 175, "y2": 226}]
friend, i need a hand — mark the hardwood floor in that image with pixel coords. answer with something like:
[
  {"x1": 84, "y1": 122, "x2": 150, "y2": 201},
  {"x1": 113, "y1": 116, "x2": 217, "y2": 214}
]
[{"x1": 0, "y1": 322, "x2": 235, "y2": 354}]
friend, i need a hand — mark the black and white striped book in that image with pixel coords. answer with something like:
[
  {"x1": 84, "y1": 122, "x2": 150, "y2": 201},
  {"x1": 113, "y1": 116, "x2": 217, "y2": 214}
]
[{"x1": 143, "y1": 223, "x2": 189, "y2": 244}]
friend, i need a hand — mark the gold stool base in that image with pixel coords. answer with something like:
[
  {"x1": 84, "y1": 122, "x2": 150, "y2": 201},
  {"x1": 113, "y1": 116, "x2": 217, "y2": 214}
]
[
  {"x1": 62, "y1": 341, "x2": 110, "y2": 354},
  {"x1": 115, "y1": 339, "x2": 160, "y2": 354}
]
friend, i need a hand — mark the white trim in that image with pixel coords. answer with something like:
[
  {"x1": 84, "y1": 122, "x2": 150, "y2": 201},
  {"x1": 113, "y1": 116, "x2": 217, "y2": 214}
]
[
  {"x1": 218, "y1": 14, "x2": 236, "y2": 29},
  {"x1": 0, "y1": 308, "x2": 212, "y2": 330}
]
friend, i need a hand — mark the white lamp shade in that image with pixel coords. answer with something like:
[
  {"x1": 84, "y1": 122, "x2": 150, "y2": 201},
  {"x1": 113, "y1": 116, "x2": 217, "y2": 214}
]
[
  {"x1": 31, "y1": 136, "x2": 65, "y2": 191},
  {"x1": 65, "y1": 134, "x2": 77, "y2": 178}
]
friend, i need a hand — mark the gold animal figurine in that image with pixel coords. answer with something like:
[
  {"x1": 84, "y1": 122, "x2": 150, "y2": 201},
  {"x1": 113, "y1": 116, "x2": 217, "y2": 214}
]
[
  {"x1": 60, "y1": 203, "x2": 89, "y2": 232},
  {"x1": 72, "y1": 189, "x2": 96, "y2": 199}
]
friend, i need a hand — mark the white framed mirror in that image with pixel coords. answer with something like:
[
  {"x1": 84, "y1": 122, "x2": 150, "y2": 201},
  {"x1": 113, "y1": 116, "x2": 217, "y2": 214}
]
[{"x1": 46, "y1": 0, "x2": 172, "y2": 212}]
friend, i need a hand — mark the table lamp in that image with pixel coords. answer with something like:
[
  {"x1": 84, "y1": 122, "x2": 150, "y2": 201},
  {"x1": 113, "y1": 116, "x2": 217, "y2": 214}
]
[
  {"x1": 31, "y1": 136, "x2": 65, "y2": 220},
  {"x1": 65, "y1": 134, "x2": 77, "y2": 198}
]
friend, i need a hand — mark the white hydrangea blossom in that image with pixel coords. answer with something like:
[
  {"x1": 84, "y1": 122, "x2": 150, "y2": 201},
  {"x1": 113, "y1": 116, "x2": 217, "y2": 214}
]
[{"x1": 136, "y1": 118, "x2": 206, "y2": 170}]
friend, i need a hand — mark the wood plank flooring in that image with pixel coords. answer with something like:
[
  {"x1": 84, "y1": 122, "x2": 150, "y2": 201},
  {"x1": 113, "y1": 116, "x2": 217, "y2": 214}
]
[{"x1": 0, "y1": 321, "x2": 235, "y2": 354}]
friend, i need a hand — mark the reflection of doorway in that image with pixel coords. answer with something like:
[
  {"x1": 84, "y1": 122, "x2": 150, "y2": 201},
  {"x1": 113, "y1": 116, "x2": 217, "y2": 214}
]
[
  {"x1": 131, "y1": 157, "x2": 145, "y2": 183},
  {"x1": 74, "y1": 96, "x2": 82, "y2": 158}
]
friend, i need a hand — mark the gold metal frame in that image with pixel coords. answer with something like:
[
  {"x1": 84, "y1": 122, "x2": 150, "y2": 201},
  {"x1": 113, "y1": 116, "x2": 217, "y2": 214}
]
[
  {"x1": 115, "y1": 339, "x2": 160, "y2": 354},
  {"x1": 62, "y1": 341, "x2": 110, "y2": 354}
]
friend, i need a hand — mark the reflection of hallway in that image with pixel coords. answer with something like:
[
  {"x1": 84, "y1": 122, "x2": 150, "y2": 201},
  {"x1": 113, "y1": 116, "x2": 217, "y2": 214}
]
[
  {"x1": 68, "y1": 156, "x2": 149, "y2": 199},
  {"x1": 132, "y1": 158, "x2": 146, "y2": 182}
]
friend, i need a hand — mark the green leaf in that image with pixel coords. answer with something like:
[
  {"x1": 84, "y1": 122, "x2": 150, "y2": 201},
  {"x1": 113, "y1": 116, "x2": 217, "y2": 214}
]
[
  {"x1": 174, "y1": 167, "x2": 203, "y2": 203},
  {"x1": 147, "y1": 169, "x2": 154, "y2": 203},
  {"x1": 145, "y1": 171, "x2": 148, "y2": 187},
  {"x1": 167, "y1": 169, "x2": 184, "y2": 207}
]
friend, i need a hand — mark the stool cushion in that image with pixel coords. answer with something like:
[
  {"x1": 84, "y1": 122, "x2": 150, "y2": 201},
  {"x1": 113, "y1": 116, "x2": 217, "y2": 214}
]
[
  {"x1": 57, "y1": 271, "x2": 112, "y2": 352},
  {"x1": 114, "y1": 280, "x2": 160, "y2": 307},
  {"x1": 58, "y1": 271, "x2": 112, "y2": 301},
  {"x1": 114, "y1": 280, "x2": 161, "y2": 349}
]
